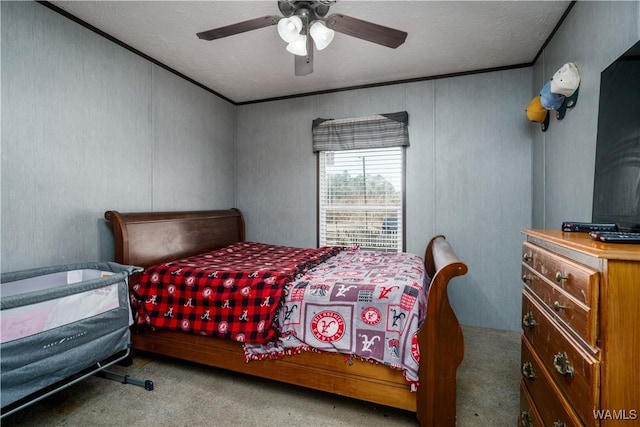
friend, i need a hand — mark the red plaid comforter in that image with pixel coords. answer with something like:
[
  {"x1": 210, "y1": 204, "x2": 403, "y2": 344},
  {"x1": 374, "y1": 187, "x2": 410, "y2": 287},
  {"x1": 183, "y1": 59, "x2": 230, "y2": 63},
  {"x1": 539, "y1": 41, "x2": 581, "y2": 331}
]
[{"x1": 130, "y1": 242, "x2": 343, "y2": 344}]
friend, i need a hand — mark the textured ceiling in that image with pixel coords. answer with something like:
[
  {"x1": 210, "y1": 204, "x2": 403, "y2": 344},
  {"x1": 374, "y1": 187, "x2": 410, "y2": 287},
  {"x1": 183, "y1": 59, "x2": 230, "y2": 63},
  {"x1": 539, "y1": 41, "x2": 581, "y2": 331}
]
[{"x1": 50, "y1": 1, "x2": 572, "y2": 104}]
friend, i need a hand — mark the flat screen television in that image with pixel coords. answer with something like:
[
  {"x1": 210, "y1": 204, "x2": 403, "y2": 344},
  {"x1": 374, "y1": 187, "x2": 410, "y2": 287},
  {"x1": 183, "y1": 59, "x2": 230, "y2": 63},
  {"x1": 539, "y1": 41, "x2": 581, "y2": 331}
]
[{"x1": 591, "y1": 39, "x2": 640, "y2": 232}]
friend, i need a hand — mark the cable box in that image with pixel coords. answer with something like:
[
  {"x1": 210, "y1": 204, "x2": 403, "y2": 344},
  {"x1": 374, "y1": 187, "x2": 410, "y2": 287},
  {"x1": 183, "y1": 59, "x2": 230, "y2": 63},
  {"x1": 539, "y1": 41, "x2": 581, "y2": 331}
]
[{"x1": 562, "y1": 222, "x2": 618, "y2": 232}]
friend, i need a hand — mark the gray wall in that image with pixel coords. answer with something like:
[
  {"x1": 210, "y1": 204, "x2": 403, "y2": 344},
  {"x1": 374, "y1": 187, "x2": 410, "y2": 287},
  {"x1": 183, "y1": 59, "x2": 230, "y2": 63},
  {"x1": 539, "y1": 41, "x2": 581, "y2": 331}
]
[
  {"x1": 237, "y1": 71, "x2": 534, "y2": 331},
  {"x1": 532, "y1": 1, "x2": 640, "y2": 228},
  {"x1": 2, "y1": 1, "x2": 638, "y2": 332},
  {"x1": 236, "y1": 1, "x2": 640, "y2": 332},
  {"x1": 1, "y1": 2, "x2": 236, "y2": 272}
]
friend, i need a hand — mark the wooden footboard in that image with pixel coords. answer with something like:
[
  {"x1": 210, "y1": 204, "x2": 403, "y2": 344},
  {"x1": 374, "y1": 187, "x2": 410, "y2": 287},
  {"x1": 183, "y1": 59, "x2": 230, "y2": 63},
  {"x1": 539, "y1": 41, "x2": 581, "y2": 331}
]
[
  {"x1": 418, "y1": 235, "x2": 468, "y2": 425},
  {"x1": 105, "y1": 209, "x2": 467, "y2": 426}
]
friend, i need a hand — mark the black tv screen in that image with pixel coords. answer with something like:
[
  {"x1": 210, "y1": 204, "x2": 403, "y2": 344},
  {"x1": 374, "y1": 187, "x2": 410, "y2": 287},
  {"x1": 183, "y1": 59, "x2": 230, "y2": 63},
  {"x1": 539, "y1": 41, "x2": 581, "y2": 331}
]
[{"x1": 592, "y1": 40, "x2": 640, "y2": 231}]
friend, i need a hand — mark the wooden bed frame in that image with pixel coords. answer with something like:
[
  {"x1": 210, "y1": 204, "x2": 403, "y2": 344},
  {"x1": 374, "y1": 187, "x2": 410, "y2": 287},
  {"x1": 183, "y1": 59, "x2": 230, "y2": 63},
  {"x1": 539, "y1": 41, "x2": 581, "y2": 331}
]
[{"x1": 104, "y1": 208, "x2": 468, "y2": 426}]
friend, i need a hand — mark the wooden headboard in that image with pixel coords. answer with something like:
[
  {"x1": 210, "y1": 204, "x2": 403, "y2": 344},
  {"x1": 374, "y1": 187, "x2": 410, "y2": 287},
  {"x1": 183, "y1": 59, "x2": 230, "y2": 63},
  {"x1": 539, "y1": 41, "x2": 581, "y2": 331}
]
[{"x1": 104, "y1": 209, "x2": 245, "y2": 267}]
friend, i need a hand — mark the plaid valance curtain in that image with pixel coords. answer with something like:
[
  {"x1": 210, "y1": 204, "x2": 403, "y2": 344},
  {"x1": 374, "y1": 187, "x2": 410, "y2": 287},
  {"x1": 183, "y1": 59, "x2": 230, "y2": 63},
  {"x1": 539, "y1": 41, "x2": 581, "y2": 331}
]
[{"x1": 311, "y1": 111, "x2": 409, "y2": 152}]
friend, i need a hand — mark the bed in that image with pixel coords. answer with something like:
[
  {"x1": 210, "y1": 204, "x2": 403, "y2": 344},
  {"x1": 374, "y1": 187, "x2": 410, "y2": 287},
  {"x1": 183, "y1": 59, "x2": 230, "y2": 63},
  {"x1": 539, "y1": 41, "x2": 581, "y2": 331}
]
[
  {"x1": 104, "y1": 208, "x2": 468, "y2": 426},
  {"x1": 0, "y1": 262, "x2": 142, "y2": 417}
]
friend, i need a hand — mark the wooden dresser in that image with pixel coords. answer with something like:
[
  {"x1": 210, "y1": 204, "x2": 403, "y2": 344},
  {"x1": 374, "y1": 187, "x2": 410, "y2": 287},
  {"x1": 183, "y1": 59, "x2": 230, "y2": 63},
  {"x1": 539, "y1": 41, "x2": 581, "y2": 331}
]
[{"x1": 519, "y1": 230, "x2": 640, "y2": 427}]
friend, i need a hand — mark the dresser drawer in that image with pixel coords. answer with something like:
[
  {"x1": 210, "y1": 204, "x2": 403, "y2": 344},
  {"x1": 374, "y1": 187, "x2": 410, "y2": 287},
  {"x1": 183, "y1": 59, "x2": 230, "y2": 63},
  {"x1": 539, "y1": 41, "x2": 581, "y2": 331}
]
[
  {"x1": 522, "y1": 291, "x2": 599, "y2": 426},
  {"x1": 522, "y1": 263, "x2": 597, "y2": 347},
  {"x1": 522, "y1": 242, "x2": 599, "y2": 308},
  {"x1": 520, "y1": 336, "x2": 584, "y2": 427},
  {"x1": 519, "y1": 382, "x2": 544, "y2": 427}
]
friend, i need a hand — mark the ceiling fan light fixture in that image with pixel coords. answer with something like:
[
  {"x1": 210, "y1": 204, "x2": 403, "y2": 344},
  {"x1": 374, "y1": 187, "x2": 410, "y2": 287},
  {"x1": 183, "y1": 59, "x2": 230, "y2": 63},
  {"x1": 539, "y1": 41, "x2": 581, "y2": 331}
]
[
  {"x1": 309, "y1": 21, "x2": 334, "y2": 50},
  {"x1": 286, "y1": 35, "x2": 308, "y2": 56},
  {"x1": 198, "y1": 1, "x2": 408, "y2": 76},
  {"x1": 277, "y1": 16, "x2": 303, "y2": 44}
]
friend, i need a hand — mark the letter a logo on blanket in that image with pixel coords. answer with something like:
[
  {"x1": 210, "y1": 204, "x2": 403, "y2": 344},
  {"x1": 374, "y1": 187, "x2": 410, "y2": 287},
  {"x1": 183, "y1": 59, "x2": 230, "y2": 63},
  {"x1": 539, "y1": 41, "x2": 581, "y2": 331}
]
[
  {"x1": 311, "y1": 311, "x2": 345, "y2": 343},
  {"x1": 362, "y1": 307, "x2": 382, "y2": 325}
]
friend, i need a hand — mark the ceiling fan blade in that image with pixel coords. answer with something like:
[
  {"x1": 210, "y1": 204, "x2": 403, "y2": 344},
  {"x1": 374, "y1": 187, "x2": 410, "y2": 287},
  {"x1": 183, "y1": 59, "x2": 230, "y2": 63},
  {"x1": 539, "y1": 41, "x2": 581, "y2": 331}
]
[
  {"x1": 295, "y1": 38, "x2": 314, "y2": 76},
  {"x1": 197, "y1": 16, "x2": 279, "y2": 40},
  {"x1": 325, "y1": 14, "x2": 407, "y2": 49}
]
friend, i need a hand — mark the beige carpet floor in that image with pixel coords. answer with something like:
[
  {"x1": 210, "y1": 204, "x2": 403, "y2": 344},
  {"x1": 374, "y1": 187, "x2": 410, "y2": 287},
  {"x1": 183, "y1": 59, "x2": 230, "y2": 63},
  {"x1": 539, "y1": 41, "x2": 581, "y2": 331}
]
[{"x1": 2, "y1": 325, "x2": 521, "y2": 426}]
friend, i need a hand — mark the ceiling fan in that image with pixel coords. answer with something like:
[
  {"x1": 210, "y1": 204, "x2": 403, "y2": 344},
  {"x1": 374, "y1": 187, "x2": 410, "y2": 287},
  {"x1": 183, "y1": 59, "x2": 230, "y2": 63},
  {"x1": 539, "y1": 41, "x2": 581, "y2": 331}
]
[{"x1": 196, "y1": 0, "x2": 408, "y2": 76}]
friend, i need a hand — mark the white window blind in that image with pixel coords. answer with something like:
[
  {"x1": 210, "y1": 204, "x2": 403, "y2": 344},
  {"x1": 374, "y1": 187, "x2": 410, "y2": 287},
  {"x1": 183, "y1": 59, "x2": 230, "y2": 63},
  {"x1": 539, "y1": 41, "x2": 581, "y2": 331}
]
[{"x1": 319, "y1": 147, "x2": 404, "y2": 252}]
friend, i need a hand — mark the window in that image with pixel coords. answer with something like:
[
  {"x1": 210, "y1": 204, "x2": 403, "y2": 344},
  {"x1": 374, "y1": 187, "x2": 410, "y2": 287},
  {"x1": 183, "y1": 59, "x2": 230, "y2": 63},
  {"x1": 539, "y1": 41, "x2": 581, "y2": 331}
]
[
  {"x1": 319, "y1": 147, "x2": 404, "y2": 252},
  {"x1": 313, "y1": 112, "x2": 409, "y2": 252}
]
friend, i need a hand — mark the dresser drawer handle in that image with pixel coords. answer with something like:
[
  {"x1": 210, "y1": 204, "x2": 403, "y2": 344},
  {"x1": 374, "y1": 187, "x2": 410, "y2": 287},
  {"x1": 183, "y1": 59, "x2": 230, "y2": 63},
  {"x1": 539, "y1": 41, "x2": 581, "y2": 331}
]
[
  {"x1": 522, "y1": 312, "x2": 536, "y2": 328},
  {"x1": 520, "y1": 410, "x2": 533, "y2": 427},
  {"x1": 522, "y1": 362, "x2": 535, "y2": 379},
  {"x1": 522, "y1": 274, "x2": 531, "y2": 284},
  {"x1": 523, "y1": 252, "x2": 533, "y2": 262},
  {"x1": 553, "y1": 352, "x2": 574, "y2": 378},
  {"x1": 553, "y1": 422, "x2": 566, "y2": 427},
  {"x1": 553, "y1": 301, "x2": 567, "y2": 311},
  {"x1": 555, "y1": 271, "x2": 568, "y2": 282}
]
